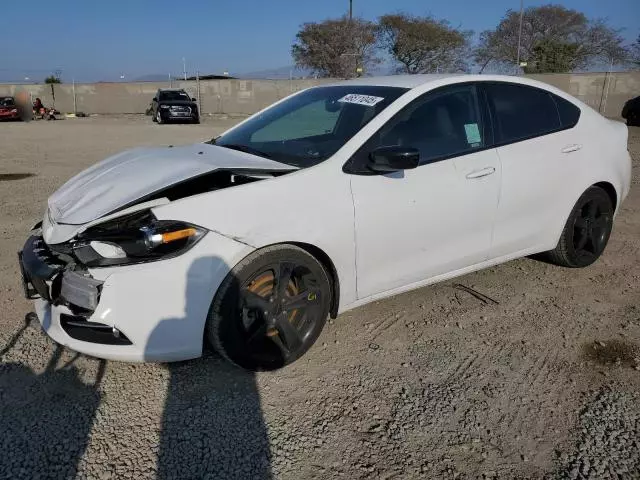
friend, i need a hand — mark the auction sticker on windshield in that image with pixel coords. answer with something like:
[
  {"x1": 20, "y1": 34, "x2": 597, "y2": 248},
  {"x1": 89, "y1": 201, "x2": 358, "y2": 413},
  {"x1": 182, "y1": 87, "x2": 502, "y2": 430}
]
[{"x1": 338, "y1": 94, "x2": 384, "y2": 107}]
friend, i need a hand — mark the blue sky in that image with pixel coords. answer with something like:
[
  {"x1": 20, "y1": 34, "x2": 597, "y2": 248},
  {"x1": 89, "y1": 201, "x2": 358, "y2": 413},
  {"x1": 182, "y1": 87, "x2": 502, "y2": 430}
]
[{"x1": 1, "y1": 0, "x2": 638, "y2": 82}]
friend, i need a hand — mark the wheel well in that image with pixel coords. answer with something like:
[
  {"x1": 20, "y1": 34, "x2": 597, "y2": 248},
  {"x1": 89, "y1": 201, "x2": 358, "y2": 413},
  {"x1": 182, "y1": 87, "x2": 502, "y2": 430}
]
[
  {"x1": 593, "y1": 182, "x2": 618, "y2": 212},
  {"x1": 290, "y1": 242, "x2": 340, "y2": 319}
]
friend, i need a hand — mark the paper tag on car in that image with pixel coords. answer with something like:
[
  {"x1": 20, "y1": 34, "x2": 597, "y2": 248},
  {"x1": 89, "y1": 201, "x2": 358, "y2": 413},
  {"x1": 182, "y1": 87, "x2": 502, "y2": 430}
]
[
  {"x1": 338, "y1": 94, "x2": 384, "y2": 107},
  {"x1": 464, "y1": 123, "x2": 481, "y2": 145}
]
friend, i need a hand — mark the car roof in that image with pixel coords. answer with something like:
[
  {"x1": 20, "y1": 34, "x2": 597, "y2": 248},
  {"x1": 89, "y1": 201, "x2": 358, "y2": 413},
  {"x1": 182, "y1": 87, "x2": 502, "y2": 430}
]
[
  {"x1": 158, "y1": 88, "x2": 186, "y2": 92},
  {"x1": 330, "y1": 74, "x2": 464, "y2": 88},
  {"x1": 327, "y1": 73, "x2": 563, "y2": 92}
]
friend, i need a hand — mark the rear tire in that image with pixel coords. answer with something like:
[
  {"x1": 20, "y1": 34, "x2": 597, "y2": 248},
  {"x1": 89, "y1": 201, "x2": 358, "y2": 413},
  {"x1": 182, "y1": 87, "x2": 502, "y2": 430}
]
[
  {"x1": 206, "y1": 245, "x2": 331, "y2": 371},
  {"x1": 545, "y1": 186, "x2": 613, "y2": 268}
]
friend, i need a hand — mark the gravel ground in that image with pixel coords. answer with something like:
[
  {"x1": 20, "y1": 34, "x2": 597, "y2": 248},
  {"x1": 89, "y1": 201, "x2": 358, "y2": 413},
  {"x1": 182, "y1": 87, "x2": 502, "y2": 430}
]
[{"x1": 0, "y1": 116, "x2": 639, "y2": 480}]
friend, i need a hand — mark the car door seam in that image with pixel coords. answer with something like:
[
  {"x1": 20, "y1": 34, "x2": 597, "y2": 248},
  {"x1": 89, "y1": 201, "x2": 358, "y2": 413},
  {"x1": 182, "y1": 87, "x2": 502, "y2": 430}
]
[{"x1": 348, "y1": 176, "x2": 359, "y2": 299}]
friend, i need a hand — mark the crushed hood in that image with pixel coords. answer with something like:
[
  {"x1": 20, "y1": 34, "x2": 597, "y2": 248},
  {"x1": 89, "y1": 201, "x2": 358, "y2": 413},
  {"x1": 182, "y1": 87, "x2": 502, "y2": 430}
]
[{"x1": 48, "y1": 143, "x2": 293, "y2": 225}]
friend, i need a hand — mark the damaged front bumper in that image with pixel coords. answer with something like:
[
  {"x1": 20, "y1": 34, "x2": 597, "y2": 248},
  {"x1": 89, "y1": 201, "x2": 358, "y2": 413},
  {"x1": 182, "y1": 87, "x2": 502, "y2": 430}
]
[
  {"x1": 18, "y1": 229, "x2": 254, "y2": 362},
  {"x1": 19, "y1": 235, "x2": 131, "y2": 346}
]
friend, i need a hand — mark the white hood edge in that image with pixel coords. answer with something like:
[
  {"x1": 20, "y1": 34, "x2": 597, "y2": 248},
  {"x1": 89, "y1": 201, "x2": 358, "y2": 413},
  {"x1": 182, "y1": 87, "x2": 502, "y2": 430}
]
[
  {"x1": 42, "y1": 198, "x2": 170, "y2": 245},
  {"x1": 47, "y1": 143, "x2": 294, "y2": 226}
]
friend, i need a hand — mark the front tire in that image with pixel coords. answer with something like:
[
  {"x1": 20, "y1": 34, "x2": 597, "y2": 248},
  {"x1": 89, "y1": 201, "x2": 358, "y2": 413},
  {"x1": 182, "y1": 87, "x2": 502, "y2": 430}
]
[
  {"x1": 545, "y1": 186, "x2": 614, "y2": 268},
  {"x1": 206, "y1": 245, "x2": 331, "y2": 371},
  {"x1": 156, "y1": 110, "x2": 163, "y2": 124}
]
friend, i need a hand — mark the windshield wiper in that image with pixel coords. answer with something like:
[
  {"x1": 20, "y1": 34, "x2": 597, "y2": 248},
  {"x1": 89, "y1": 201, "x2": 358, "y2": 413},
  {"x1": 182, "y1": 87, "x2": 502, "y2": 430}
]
[{"x1": 216, "y1": 143, "x2": 274, "y2": 159}]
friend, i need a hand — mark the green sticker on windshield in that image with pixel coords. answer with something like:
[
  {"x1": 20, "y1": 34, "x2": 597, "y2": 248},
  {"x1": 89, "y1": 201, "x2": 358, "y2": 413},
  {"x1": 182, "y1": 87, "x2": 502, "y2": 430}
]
[{"x1": 464, "y1": 123, "x2": 481, "y2": 145}]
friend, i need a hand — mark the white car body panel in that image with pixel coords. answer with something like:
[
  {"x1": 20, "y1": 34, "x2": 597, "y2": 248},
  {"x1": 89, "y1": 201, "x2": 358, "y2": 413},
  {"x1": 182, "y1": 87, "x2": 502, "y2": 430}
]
[
  {"x1": 23, "y1": 74, "x2": 632, "y2": 362},
  {"x1": 491, "y1": 104, "x2": 630, "y2": 259},
  {"x1": 153, "y1": 165, "x2": 359, "y2": 308},
  {"x1": 351, "y1": 148, "x2": 501, "y2": 298}
]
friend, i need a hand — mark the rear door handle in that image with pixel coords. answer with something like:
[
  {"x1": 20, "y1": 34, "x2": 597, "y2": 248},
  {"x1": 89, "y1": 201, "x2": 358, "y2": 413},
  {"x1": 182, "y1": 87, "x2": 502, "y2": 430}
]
[
  {"x1": 466, "y1": 167, "x2": 496, "y2": 179},
  {"x1": 561, "y1": 144, "x2": 582, "y2": 153}
]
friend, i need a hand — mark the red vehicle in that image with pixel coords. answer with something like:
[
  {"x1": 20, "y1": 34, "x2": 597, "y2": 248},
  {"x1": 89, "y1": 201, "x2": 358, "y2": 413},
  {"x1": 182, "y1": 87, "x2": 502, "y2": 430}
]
[{"x1": 0, "y1": 96, "x2": 21, "y2": 120}]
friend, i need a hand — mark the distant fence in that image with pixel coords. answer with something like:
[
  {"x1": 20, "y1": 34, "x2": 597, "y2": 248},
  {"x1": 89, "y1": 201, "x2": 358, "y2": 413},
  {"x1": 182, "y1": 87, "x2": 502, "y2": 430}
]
[{"x1": 0, "y1": 72, "x2": 637, "y2": 117}]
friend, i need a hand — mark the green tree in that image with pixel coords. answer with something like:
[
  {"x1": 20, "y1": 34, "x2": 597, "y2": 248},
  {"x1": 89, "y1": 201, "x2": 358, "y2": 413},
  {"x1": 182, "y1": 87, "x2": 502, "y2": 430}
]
[
  {"x1": 475, "y1": 4, "x2": 628, "y2": 73},
  {"x1": 378, "y1": 14, "x2": 472, "y2": 74},
  {"x1": 292, "y1": 16, "x2": 379, "y2": 78},
  {"x1": 524, "y1": 39, "x2": 581, "y2": 73},
  {"x1": 44, "y1": 75, "x2": 61, "y2": 84}
]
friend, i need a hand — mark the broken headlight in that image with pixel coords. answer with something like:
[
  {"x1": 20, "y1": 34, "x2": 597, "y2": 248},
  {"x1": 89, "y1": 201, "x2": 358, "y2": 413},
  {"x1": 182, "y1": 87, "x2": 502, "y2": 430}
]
[{"x1": 72, "y1": 211, "x2": 206, "y2": 267}]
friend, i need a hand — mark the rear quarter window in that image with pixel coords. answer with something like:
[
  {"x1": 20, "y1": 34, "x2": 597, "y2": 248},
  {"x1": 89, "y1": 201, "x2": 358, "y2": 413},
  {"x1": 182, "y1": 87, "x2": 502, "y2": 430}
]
[
  {"x1": 552, "y1": 95, "x2": 581, "y2": 128},
  {"x1": 485, "y1": 82, "x2": 562, "y2": 144}
]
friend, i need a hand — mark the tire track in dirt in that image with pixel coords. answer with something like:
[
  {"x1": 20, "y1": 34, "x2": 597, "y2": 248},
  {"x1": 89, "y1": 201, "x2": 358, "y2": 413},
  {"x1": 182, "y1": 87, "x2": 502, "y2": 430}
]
[{"x1": 368, "y1": 312, "x2": 407, "y2": 342}]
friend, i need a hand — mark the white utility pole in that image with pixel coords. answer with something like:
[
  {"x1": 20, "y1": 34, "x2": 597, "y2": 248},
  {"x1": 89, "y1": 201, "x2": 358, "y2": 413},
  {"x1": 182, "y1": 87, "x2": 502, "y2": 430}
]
[
  {"x1": 72, "y1": 78, "x2": 77, "y2": 114},
  {"x1": 515, "y1": 0, "x2": 524, "y2": 75}
]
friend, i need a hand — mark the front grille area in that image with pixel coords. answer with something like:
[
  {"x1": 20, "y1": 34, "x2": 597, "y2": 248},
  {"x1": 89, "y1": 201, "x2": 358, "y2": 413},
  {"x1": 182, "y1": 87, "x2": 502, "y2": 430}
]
[
  {"x1": 170, "y1": 105, "x2": 191, "y2": 113},
  {"x1": 21, "y1": 236, "x2": 103, "y2": 311},
  {"x1": 29, "y1": 236, "x2": 66, "y2": 274}
]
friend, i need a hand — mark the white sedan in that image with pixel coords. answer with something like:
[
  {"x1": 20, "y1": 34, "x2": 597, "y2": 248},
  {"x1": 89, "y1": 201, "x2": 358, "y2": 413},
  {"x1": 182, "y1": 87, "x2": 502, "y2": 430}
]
[{"x1": 19, "y1": 74, "x2": 631, "y2": 370}]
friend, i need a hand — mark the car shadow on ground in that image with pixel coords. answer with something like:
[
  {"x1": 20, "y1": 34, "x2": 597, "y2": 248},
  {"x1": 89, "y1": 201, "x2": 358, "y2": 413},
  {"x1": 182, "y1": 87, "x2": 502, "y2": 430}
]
[
  {"x1": 1, "y1": 256, "x2": 271, "y2": 479},
  {"x1": 157, "y1": 353, "x2": 271, "y2": 480},
  {"x1": 150, "y1": 255, "x2": 272, "y2": 480},
  {"x1": 0, "y1": 318, "x2": 105, "y2": 479}
]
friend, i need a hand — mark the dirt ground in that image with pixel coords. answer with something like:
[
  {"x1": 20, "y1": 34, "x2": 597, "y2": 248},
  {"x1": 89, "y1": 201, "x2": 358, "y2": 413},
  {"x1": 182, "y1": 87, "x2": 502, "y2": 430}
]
[{"x1": 0, "y1": 116, "x2": 638, "y2": 480}]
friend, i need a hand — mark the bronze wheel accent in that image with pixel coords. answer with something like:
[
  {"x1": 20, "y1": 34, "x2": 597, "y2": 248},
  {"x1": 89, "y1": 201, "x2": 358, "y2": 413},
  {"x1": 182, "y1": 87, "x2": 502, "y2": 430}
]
[
  {"x1": 239, "y1": 262, "x2": 323, "y2": 362},
  {"x1": 207, "y1": 244, "x2": 332, "y2": 370}
]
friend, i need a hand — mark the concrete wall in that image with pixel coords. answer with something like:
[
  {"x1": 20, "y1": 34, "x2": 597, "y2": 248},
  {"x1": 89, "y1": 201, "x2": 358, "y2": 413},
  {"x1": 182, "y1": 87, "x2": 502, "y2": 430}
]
[
  {"x1": 0, "y1": 78, "x2": 335, "y2": 116},
  {"x1": 0, "y1": 72, "x2": 638, "y2": 116},
  {"x1": 526, "y1": 72, "x2": 640, "y2": 118}
]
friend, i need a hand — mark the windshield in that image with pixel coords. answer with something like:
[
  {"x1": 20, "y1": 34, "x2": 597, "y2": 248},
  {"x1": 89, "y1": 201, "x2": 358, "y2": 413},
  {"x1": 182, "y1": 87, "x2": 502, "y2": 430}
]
[
  {"x1": 213, "y1": 85, "x2": 407, "y2": 168},
  {"x1": 159, "y1": 91, "x2": 191, "y2": 101},
  {"x1": 0, "y1": 97, "x2": 15, "y2": 106}
]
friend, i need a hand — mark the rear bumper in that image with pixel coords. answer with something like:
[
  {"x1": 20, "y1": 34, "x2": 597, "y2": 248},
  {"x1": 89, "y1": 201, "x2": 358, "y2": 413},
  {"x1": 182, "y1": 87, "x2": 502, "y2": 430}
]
[{"x1": 19, "y1": 231, "x2": 253, "y2": 362}]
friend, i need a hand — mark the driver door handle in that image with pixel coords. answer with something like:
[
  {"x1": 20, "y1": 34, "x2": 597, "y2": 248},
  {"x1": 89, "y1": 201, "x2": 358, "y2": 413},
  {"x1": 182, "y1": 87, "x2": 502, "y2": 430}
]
[
  {"x1": 466, "y1": 167, "x2": 496, "y2": 179},
  {"x1": 561, "y1": 144, "x2": 582, "y2": 153}
]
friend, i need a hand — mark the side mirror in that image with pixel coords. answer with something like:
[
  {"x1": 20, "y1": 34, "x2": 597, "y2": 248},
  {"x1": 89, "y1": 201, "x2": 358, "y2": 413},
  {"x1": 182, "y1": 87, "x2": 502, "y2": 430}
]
[
  {"x1": 368, "y1": 146, "x2": 420, "y2": 173},
  {"x1": 191, "y1": 97, "x2": 197, "y2": 102},
  {"x1": 152, "y1": 97, "x2": 157, "y2": 102}
]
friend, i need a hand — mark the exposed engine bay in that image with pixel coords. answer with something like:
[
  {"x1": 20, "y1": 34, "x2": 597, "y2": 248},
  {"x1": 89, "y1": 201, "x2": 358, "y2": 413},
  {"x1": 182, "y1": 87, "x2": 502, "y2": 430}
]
[{"x1": 139, "y1": 168, "x2": 292, "y2": 204}]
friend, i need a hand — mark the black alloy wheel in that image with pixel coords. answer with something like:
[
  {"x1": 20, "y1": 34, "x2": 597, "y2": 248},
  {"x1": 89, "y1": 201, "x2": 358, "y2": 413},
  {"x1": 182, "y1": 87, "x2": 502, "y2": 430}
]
[
  {"x1": 207, "y1": 245, "x2": 331, "y2": 370},
  {"x1": 546, "y1": 186, "x2": 613, "y2": 268},
  {"x1": 572, "y1": 198, "x2": 610, "y2": 258}
]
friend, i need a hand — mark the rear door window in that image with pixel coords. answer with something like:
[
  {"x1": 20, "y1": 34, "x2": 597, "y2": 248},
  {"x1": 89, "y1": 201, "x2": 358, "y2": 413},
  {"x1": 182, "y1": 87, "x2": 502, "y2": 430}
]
[{"x1": 485, "y1": 83, "x2": 561, "y2": 144}]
